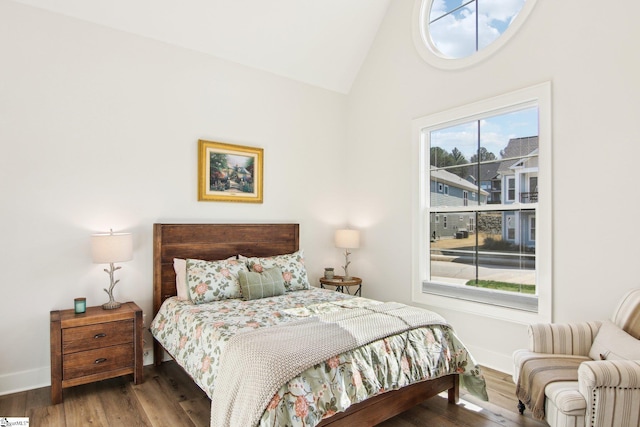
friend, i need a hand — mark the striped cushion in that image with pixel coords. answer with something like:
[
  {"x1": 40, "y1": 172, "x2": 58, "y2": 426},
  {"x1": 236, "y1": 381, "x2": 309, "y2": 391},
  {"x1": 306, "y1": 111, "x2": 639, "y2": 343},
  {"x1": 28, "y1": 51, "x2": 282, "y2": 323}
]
[
  {"x1": 545, "y1": 382, "x2": 587, "y2": 427},
  {"x1": 546, "y1": 381, "x2": 586, "y2": 414},
  {"x1": 612, "y1": 288, "x2": 640, "y2": 339},
  {"x1": 528, "y1": 321, "x2": 601, "y2": 356}
]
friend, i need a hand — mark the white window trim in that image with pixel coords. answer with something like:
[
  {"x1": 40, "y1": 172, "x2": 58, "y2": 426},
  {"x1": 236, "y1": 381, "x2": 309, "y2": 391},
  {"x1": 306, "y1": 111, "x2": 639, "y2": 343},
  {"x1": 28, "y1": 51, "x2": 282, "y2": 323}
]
[
  {"x1": 411, "y1": 82, "x2": 552, "y2": 324},
  {"x1": 411, "y1": 0, "x2": 539, "y2": 70}
]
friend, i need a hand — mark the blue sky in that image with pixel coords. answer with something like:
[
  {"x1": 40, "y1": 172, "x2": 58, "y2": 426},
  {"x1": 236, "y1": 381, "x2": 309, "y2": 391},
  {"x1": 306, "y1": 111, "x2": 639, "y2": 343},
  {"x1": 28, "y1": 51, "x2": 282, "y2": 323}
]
[
  {"x1": 428, "y1": 0, "x2": 526, "y2": 58},
  {"x1": 430, "y1": 107, "x2": 538, "y2": 161}
]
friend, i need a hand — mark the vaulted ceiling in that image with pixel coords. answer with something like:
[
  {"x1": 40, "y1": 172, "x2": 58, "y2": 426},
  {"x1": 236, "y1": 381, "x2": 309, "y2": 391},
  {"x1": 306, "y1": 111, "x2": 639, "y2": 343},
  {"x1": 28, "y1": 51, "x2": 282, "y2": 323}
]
[{"x1": 10, "y1": 0, "x2": 391, "y2": 94}]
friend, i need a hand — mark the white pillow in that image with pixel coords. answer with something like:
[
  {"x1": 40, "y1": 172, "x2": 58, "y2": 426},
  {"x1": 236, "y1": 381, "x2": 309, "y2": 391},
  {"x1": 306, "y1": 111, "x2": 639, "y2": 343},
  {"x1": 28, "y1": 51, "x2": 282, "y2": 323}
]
[
  {"x1": 589, "y1": 320, "x2": 640, "y2": 360},
  {"x1": 173, "y1": 258, "x2": 188, "y2": 300}
]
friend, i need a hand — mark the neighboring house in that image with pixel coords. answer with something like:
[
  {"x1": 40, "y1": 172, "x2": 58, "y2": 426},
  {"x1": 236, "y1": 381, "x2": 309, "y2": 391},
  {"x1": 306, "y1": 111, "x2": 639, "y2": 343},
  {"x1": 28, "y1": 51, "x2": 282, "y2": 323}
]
[
  {"x1": 430, "y1": 136, "x2": 538, "y2": 245},
  {"x1": 478, "y1": 162, "x2": 501, "y2": 204},
  {"x1": 497, "y1": 136, "x2": 539, "y2": 248},
  {"x1": 430, "y1": 168, "x2": 489, "y2": 239}
]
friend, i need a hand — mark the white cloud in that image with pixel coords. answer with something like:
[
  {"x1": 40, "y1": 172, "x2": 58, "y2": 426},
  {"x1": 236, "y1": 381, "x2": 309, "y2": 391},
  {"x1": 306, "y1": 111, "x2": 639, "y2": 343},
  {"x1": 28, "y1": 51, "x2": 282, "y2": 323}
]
[{"x1": 427, "y1": 0, "x2": 525, "y2": 58}]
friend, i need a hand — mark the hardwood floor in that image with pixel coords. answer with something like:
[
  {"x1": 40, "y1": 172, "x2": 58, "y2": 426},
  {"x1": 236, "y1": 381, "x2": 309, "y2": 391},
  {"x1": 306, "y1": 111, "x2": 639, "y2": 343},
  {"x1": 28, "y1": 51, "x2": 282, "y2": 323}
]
[{"x1": 0, "y1": 363, "x2": 547, "y2": 426}]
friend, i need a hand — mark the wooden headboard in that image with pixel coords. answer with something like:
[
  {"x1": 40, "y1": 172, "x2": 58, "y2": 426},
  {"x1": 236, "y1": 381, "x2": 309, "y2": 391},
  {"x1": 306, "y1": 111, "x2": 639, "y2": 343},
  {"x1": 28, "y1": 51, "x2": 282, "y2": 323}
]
[{"x1": 152, "y1": 223, "x2": 299, "y2": 317}]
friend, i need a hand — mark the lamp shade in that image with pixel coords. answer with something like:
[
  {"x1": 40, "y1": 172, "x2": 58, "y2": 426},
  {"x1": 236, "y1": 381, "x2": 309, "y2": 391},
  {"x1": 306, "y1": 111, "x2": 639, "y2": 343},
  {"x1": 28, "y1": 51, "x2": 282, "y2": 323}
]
[
  {"x1": 91, "y1": 232, "x2": 133, "y2": 264},
  {"x1": 335, "y1": 229, "x2": 360, "y2": 249}
]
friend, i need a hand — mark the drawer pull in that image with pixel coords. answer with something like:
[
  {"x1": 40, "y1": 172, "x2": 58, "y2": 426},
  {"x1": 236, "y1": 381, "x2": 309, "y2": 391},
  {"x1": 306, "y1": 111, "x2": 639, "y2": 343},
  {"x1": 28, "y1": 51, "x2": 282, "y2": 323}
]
[
  {"x1": 94, "y1": 333, "x2": 107, "y2": 339},
  {"x1": 94, "y1": 358, "x2": 107, "y2": 364}
]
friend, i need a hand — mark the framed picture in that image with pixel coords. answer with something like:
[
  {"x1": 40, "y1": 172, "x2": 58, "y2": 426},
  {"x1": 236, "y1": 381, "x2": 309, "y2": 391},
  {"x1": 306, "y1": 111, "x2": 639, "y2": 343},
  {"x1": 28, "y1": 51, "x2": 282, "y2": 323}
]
[{"x1": 198, "y1": 140, "x2": 263, "y2": 203}]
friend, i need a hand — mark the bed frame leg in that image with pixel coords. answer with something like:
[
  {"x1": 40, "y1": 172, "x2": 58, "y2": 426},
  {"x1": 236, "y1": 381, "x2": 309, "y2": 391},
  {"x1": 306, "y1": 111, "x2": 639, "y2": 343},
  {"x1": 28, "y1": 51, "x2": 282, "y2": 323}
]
[
  {"x1": 153, "y1": 340, "x2": 164, "y2": 366},
  {"x1": 448, "y1": 375, "x2": 460, "y2": 404},
  {"x1": 517, "y1": 400, "x2": 526, "y2": 415}
]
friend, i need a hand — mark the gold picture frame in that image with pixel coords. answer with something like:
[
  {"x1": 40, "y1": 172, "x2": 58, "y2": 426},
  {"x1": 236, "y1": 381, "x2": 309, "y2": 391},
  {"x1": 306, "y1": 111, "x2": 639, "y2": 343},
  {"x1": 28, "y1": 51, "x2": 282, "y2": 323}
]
[{"x1": 198, "y1": 140, "x2": 263, "y2": 203}]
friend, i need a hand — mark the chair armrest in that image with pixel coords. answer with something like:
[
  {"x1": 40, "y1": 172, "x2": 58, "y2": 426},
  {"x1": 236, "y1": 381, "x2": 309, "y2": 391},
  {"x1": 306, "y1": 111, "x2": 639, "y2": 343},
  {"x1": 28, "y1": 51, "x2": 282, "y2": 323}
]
[
  {"x1": 579, "y1": 359, "x2": 640, "y2": 388},
  {"x1": 528, "y1": 321, "x2": 601, "y2": 355},
  {"x1": 578, "y1": 360, "x2": 640, "y2": 427}
]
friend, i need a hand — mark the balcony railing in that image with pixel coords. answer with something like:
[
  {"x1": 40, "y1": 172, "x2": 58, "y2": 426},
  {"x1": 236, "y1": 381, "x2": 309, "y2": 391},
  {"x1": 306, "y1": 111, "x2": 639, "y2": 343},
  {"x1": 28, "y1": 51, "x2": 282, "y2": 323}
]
[{"x1": 520, "y1": 192, "x2": 538, "y2": 203}]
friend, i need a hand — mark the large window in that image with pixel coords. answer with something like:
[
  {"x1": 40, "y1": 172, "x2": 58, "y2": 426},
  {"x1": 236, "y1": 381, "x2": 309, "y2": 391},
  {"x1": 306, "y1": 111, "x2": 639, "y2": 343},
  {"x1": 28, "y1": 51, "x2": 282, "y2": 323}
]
[{"x1": 412, "y1": 83, "x2": 552, "y2": 323}]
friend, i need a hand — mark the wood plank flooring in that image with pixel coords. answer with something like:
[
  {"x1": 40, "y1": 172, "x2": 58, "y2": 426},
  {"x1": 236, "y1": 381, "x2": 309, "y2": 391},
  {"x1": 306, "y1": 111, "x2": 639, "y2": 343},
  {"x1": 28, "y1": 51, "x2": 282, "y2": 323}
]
[{"x1": 0, "y1": 363, "x2": 547, "y2": 426}]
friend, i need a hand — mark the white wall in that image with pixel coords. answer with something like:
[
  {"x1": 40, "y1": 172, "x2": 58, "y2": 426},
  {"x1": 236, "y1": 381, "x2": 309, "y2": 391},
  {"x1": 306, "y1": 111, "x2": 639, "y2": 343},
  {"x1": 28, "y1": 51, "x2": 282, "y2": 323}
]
[
  {"x1": 345, "y1": 0, "x2": 640, "y2": 372},
  {"x1": 0, "y1": 1, "x2": 349, "y2": 394}
]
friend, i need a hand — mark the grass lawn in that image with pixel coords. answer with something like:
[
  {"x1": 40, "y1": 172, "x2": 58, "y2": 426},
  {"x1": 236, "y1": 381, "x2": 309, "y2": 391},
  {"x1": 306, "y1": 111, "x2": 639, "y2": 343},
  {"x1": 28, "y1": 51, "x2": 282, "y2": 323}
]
[{"x1": 466, "y1": 280, "x2": 536, "y2": 294}]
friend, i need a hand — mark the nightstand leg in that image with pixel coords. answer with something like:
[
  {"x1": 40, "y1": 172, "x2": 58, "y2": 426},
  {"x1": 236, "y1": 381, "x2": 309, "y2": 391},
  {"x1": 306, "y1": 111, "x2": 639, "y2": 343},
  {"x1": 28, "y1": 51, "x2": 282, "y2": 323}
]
[
  {"x1": 50, "y1": 310, "x2": 63, "y2": 404},
  {"x1": 134, "y1": 308, "x2": 144, "y2": 384}
]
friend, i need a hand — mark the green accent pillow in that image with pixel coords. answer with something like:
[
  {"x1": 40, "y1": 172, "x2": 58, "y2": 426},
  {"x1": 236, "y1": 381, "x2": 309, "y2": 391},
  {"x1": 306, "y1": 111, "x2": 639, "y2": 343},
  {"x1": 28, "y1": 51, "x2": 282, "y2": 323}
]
[
  {"x1": 244, "y1": 250, "x2": 310, "y2": 291},
  {"x1": 238, "y1": 267, "x2": 286, "y2": 300}
]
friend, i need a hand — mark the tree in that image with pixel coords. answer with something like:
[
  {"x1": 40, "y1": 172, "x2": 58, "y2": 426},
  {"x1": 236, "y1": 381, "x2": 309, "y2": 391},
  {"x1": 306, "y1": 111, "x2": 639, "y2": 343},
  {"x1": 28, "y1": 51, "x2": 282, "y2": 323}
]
[
  {"x1": 209, "y1": 153, "x2": 228, "y2": 175},
  {"x1": 450, "y1": 147, "x2": 469, "y2": 178},
  {"x1": 451, "y1": 147, "x2": 466, "y2": 164},
  {"x1": 245, "y1": 156, "x2": 254, "y2": 177},
  {"x1": 470, "y1": 147, "x2": 496, "y2": 163},
  {"x1": 431, "y1": 147, "x2": 471, "y2": 178},
  {"x1": 430, "y1": 147, "x2": 454, "y2": 168}
]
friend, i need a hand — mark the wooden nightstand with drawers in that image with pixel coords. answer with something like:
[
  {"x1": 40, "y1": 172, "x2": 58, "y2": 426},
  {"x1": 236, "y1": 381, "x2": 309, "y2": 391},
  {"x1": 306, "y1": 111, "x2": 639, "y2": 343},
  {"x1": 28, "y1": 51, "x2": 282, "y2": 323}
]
[{"x1": 50, "y1": 301, "x2": 143, "y2": 404}]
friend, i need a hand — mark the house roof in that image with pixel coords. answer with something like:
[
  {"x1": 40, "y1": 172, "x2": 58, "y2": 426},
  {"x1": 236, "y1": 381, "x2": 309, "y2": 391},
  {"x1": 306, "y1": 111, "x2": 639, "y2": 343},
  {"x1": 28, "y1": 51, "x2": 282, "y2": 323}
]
[
  {"x1": 431, "y1": 168, "x2": 489, "y2": 195},
  {"x1": 8, "y1": 0, "x2": 390, "y2": 94},
  {"x1": 497, "y1": 136, "x2": 539, "y2": 174},
  {"x1": 478, "y1": 162, "x2": 500, "y2": 181}
]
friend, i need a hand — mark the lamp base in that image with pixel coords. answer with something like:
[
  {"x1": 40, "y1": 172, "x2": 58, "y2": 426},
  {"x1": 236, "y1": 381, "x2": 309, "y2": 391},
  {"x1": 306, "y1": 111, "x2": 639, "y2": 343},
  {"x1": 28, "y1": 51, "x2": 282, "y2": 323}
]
[{"x1": 102, "y1": 300, "x2": 122, "y2": 310}]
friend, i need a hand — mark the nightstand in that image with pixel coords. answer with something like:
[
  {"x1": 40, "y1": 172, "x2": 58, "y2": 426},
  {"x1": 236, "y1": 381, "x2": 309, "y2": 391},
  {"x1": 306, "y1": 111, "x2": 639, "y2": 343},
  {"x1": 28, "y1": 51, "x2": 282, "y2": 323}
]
[
  {"x1": 50, "y1": 301, "x2": 143, "y2": 404},
  {"x1": 319, "y1": 276, "x2": 362, "y2": 296}
]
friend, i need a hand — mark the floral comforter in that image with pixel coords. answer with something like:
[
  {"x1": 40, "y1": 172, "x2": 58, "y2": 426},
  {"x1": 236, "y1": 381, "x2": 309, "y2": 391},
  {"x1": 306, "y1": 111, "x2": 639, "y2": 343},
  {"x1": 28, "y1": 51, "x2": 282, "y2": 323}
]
[{"x1": 150, "y1": 287, "x2": 487, "y2": 427}]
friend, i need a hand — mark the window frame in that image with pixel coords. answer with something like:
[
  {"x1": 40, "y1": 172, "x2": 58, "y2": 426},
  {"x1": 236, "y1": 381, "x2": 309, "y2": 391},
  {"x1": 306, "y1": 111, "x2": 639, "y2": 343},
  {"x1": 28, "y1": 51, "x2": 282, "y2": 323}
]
[
  {"x1": 530, "y1": 216, "x2": 536, "y2": 241},
  {"x1": 506, "y1": 177, "x2": 516, "y2": 202},
  {"x1": 411, "y1": 82, "x2": 552, "y2": 324}
]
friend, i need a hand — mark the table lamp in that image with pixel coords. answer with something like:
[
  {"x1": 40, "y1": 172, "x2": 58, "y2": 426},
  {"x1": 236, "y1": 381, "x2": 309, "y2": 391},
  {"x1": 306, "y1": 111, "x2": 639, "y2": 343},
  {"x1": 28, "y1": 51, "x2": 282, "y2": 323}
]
[
  {"x1": 91, "y1": 229, "x2": 133, "y2": 310},
  {"x1": 335, "y1": 229, "x2": 360, "y2": 280}
]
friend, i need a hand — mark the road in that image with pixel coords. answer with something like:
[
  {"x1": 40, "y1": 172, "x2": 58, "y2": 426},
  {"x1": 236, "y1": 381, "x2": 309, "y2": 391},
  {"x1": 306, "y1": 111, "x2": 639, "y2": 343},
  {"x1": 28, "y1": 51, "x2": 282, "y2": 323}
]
[{"x1": 430, "y1": 259, "x2": 535, "y2": 285}]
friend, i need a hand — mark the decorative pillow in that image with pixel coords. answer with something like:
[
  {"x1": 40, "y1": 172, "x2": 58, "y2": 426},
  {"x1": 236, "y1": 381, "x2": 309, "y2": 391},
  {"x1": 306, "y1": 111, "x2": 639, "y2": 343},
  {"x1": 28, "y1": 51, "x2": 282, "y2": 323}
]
[
  {"x1": 186, "y1": 258, "x2": 245, "y2": 304},
  {"x1": 589, "y1": 320, "x2": 640, "y2": 360},
  {"x1": 173, "y1": 258, "x2": 188, "y2": 300},
  {"x1": 244, "y1": 250, "x2": 310, "y2": 292},
  {"x1": 238, "y1": 267, "x2": 286, "y2": 301},
  {"x1": 174, "y1": 256, "x2": 237, "y2": 301}
]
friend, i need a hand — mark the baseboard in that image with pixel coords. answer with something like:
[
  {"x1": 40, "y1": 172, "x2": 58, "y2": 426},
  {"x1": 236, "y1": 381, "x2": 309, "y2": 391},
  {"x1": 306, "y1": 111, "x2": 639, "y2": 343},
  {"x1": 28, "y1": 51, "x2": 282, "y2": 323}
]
[
  {"x1": 0, "y1": 366, "x2": 50, "y2": 396},
  {"x1": 465, "y1": 343, "x2": 514, "y2": 377}
]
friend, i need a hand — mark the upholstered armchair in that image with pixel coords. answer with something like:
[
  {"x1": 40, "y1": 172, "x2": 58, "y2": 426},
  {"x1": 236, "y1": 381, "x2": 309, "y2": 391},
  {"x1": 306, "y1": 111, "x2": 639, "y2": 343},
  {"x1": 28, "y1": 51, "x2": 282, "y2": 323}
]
[{"x1": 513, "y1": 289, "x2": 640, "y2": 427}]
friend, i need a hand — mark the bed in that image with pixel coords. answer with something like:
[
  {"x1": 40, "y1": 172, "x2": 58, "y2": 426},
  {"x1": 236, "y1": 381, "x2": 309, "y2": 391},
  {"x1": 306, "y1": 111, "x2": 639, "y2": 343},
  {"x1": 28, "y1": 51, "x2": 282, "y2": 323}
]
[{"x1": 150, "y1": 223, "x2": 487, "y2": 427}]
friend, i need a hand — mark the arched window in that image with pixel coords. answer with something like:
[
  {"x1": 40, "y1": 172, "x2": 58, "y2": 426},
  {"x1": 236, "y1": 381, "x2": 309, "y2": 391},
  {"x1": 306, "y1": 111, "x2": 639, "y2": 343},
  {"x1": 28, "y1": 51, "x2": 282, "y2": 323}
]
[{"x1": 413, "y1": 0, "x2": 537, "y2": 69}]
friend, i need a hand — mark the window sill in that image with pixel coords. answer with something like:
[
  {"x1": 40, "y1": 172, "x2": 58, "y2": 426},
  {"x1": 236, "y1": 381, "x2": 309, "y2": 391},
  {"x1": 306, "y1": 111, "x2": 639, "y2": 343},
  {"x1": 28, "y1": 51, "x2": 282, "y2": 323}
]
[{"x1": 413, "y1": 282, "x2": 550, "y2": 325}]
